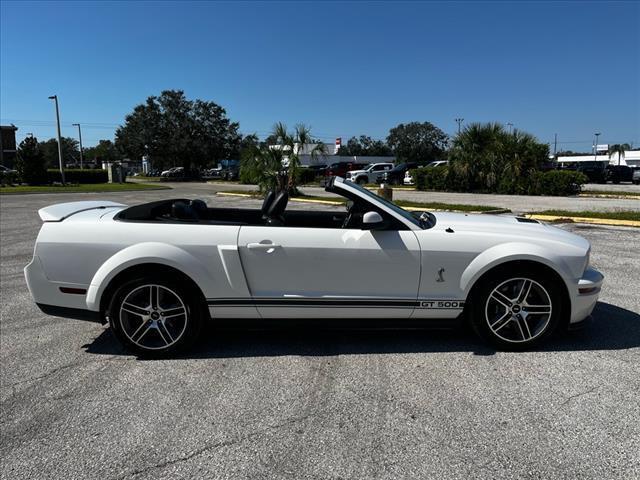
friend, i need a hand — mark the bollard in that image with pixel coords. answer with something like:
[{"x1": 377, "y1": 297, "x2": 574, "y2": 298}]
[{"x1": 377, "y1": 184, "x2": 393, "y2": 201}]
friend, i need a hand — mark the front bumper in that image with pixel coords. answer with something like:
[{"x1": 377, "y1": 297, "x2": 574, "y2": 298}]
[{"x1": 569, "y1": 267, "x2": 604, "y2": 324}]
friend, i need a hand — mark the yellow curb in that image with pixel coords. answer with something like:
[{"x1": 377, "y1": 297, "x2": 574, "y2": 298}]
[
  {"x1": 579, "y1": 193, "x2": 640, "y2": 200},
  {"x1": 216, "y1": 192, "x2": 256, "y2": 198},
  {"x1": 527, "y1": 214, "x2": 640, "y2": 228}
]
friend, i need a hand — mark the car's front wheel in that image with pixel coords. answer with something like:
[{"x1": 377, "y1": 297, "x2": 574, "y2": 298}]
[
  {"x1": 108, "y1": 278, "x2": 203, "y2": 356},
  {"x1": 470, "y1": 268, "x2": 564, "y2": 350}
]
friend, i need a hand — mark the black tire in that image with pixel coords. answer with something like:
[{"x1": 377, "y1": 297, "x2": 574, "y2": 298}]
[
  {"x1": 468, "y1": 266, "x2": 565, "y2": 350},
  {"x1": 107, "y1": 277, "x2": 204, "y2": 356},
  {"x1": 357, "y1": 177, "x2": 367, "y2": 185}
]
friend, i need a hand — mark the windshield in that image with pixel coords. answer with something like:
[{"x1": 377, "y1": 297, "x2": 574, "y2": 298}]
[
  {"x1": 346, "y1": 181, "x2": 425, "y2": 228},
  {"x1": 363, "y1": 164, "x2": 374, "y2": 171}
]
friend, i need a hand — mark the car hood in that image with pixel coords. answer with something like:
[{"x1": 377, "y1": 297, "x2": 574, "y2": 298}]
[
  {"x1": 347, "y1": 170, "x2": 367, "y2": 175},
  {"x1": 430, "y1": 211, "x2": 590, "y2": 250}
]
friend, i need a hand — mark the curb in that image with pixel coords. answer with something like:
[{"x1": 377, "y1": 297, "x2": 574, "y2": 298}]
[{"x1": 525, "y1": 214, "x2": 640, "y2": 228}]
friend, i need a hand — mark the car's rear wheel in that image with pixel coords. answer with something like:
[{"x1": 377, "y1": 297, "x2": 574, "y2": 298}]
[
  {"x1": 470, "y1": 268, "x2": 564, "y2": 350},
  {"x1": 108, "y1": 278, "x2": 203, "y2": 356}
]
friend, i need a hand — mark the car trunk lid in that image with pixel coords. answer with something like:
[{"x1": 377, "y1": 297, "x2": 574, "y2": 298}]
[{"x1": 38, "y1": 201, "x2": 127, "y2": 222}]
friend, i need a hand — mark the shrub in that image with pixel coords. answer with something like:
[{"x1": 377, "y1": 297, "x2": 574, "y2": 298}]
[
  {"x1": 529, "y1": 170, "x2": 587, "y2": 196},
  {"x1": 412, "y1": 166, "x2": 449, "y2": 191},
  {"x1": 413, "y1": 166, "x2": 586, "y2": 196},
  {"x1": 0, "y1": 170, "x2": 20, "y2": 186},
  {"x1": 295, "y1": 168, "x2": 321, "y2": 185},
  {"x1": 47, "y1": 169, "x2": 108, "y2": 184}
]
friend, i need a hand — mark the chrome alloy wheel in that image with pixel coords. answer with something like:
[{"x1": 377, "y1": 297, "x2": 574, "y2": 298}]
[
  {"x1": 119, "y1": 284, "x2": 188, "y2": 350},
  {"x1": 484, "y1": 277, "x2": 553, "y2": 343}
]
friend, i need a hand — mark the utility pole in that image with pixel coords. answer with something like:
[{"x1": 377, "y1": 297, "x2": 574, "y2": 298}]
[
  {"x1": 48, "y1": 95, "x2": 65, "y2": 184},
  {"x1": 72, "y1": 123, "x2": 84, "y2": 169},
  {"x1": 593, "y1": 132, "x2": 601, "y2": 162},
  {"x1": 507, "y1": 122, "x2": 514, "y2": 134},
  {"x1": 455, "y1": 118, "x2": 464, "y2": 135},
  {"x1": 553, "y1": 133, "x2": 557, "y2": 158}
]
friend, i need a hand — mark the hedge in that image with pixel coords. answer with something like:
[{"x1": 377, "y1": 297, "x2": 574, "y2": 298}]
[
  {"x1": 295, "y1": 168, "x2": 322, "y2": 185},
  {"x1": 411, "y1": 167, "x2": 587, "y2": 196},
  {"x1": 47, "y1": 169, "x2": 108, "y2": 184}
]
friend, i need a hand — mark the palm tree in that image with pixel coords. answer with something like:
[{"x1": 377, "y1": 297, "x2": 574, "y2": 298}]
[
  {"x1": 241, "y1": 123, "x2": 326, "y2": 194},
  {"x1": 609, "y1": 143, "x2": 631, "y2": 166}
]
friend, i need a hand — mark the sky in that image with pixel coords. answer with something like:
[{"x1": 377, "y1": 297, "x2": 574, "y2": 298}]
[{"x1": 1, "y1": 1, "x2": 639, "y2": 151}]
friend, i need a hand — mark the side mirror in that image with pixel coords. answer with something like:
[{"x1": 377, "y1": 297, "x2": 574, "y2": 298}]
[{"x1": 362, "y1": 211, "x2": 386, "y2": 230}]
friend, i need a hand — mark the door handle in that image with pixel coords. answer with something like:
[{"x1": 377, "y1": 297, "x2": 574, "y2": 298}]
[{"x1": 247, "y1": 242, "x2": 281, "y2": 251}]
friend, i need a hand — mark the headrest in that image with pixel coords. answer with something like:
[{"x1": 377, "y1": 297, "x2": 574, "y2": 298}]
[
  {"x1": 189, "y1": 199, "x2": 207, "y2": 216},
  {"x1": 267, "y1": 190, "x2": 289, "y2": 217},
  {"x1": 171, "y1": 201, "x2": 198, "y2": 220},
  {"x1": 261, "y1": 190, "x2": 276, "y2": 215}
]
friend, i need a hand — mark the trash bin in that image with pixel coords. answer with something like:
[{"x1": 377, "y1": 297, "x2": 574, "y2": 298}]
[{"x1": 377, "y1": 184, "x2": 393, "y2": 201}]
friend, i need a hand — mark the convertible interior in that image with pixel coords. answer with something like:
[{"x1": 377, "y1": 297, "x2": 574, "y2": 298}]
[{"x1": 116, "y1": 189, "x2": 408, "y2": 230}]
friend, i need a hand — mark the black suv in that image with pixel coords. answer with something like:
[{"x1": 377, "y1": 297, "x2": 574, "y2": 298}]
[
  {"x1": 378, "y1": 162, "x2": 418, "y2": 185},
  {"x1": 605, "y1": 165, "x2": 633, "y2": 184}
]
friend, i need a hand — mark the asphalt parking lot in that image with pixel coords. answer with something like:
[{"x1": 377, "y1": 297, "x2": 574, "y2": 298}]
[{"x1": 1, "y1": 187, "x2": 639, "y2": 479}]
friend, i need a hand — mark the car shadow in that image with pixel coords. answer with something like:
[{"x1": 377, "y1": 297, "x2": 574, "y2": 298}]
[{"x1": 83, "y1": 302, "x2": 640, "y2": 359}]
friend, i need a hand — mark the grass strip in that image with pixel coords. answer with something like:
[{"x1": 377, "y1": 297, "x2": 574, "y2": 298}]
[
  {"x1": 0, "y1": 182, "x2": 170, "y2": 195},
  {"x1": 533, "y1": 210, "x2": 640, "y2": 222}
]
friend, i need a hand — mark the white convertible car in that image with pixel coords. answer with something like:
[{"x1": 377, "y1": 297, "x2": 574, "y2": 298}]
[{"x1": 25, "y1": 177, "x2": 603, "y2": 354}]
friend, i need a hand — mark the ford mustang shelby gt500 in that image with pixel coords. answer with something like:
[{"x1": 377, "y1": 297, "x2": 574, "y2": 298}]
[{"x1": 25, "y1": 177, "x2": 603, "y2": 354}]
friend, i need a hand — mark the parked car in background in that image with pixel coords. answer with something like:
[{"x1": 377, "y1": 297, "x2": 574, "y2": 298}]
[
  {"x1": 632, "y1": 168, "x2": 640, "y2": 185},
  {"x1": 379, "y1": 162, "x2": 418, "y2": 185},
  {"x1": 325, "y1": 161, "x2": 369, "y2": 178},
  {"x1": 425, "y1": 160, "x2": 449, "y2": 168},
  {"x1": 220, "y1": 165, "x2": 239, "y2": 181},
  {"x1": 404, "y1": 171, "x2": 414, "y2": 185},
  {"x1": 161, "y1": 167, "x2": 184, "y2": 178},
  {"x1": 346, "y1": 163, "x2": 394, "y2": 184},
  {"x1": 606, "y1": 165, "x2": 633, "y2": 184},
  {"x1": 559, "y1": 161, "x2": 607, "y2": 184},
  {"x1": 160, "y1": 167, "x2": 202, "y2": 182},
  {"x1": 205, "y1": 166, "x2": 224, "y2": 179}
]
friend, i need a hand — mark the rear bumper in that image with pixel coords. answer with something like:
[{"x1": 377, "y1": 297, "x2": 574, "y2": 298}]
[
  {"x1": 25, "y1": 256, "x2": 100, "y2": 319},
  {"x1": 569, "y1": 267, "x2": 604, "y2": 324}
]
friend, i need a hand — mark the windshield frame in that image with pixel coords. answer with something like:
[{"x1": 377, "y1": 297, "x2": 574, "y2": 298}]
[{"x1": 340, "y1": 180, "x2": 426, "y2": 229}]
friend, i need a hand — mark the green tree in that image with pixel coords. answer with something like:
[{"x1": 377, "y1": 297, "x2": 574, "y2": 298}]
[
  {"x1": 337, "y1": 135, "x2": 392, "y2": 156},
  {"x1": 16, "y1": 135, "x2": 47, "y2": 184},
  {"x1": 608, "y1": 143, "x2": 631, "y2": 166},
  {"x1": 115, "y1": 90, "x2": 241, "y2": 170},
  {"x1": 84, "y1": 139, "x2": 121, "y2": 164},
  {"x1": 386, "y1": 122, "x2": 448, "y2": 164},
  {"x1": 38, "y1": 137, "x2": 79, "y2": 168}
]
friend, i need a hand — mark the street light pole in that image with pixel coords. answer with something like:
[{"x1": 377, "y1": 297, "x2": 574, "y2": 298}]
[
  {"x1": 48, "y1": 95, "x2": 65, "y2": 184},
  {"x1": 593, "y1": 132, "x2": 601, "y2": 162},
  {"x1": 72, "y1": 123, "x2": 84, "y2": 169},
  {"x1": 455, "y1": 118, "x2": 464, "y2": 135},
  {"x1": 507, "y1": 122, "x2": 514, "y2": 134}
]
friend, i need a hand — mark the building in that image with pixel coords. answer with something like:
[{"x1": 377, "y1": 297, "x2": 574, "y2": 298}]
[
  {"x1": 272, "y1": 138, "x2": 396, "y2": 167},
  {"x1": 557, "y1": 146, "x2": 640, "y2": 168},
  {"x1": 0, "y1": 124, "x2": 18, "y2": 169}
]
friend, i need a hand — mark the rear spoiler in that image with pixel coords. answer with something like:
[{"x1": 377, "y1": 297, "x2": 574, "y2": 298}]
[{"x1": 38, "y1": 201, "x2": 126, "y2": 222}]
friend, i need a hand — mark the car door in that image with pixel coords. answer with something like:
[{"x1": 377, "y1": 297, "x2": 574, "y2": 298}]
[{"x1": 237, "y1": 218, "x2": 421, "y2": 318}]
